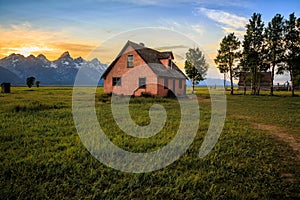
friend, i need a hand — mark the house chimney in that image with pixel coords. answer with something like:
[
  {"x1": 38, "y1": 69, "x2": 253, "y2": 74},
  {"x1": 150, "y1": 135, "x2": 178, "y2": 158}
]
[
  {"x1": 168, "y1": 58, "x2": 172, "y2": 69},
  {"x1": 139, "y1": 42, "x2": 145, "y2": 46}
]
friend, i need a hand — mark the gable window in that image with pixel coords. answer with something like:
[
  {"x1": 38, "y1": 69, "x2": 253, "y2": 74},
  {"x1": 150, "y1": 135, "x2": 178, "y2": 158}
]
[
  {"x1": 112, "y1": 77, "x2": 121, "y2": 86},
  {"x1": 127, "y1": 55, "x2": 134, "y2": 67},
  {"x1": 164, "y1": 77, "x2": 168, "y2": 89},
  {"x1": 179, "y1": 79, "x2": 182, "y2": 89},
  {"x1": 139, "y1": 77, "x2": 146, "y2": 88}
]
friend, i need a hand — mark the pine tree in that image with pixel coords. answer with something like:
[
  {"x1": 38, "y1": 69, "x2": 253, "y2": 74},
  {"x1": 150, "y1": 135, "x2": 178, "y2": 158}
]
[
  {"x1": 215, "y1": 33, "x2": 240, "y2": 95},
  {"x1": 242, "y1": 13, "x2": 265, "y2": 95},
  {"x1": 264, "y1": 14, "x2": 285, "y2": 96},
  {"x1": 280, "y1": 13, "x2": 300, "y2": 96}
]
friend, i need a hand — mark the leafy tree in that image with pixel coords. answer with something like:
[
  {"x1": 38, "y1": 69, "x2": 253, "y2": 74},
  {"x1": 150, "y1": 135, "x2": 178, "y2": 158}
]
[
  {"x1": 26, "y1": 76, "x2": 35, "y2": 88},
  {"x1": 36, "y1": 81, "x2": 40, "y2": 88},
  {"x1": 242, "y1": 13, "x2": 265, "y2": 95},
  {"x1": 264, "y1": 14, "x2": 285, "y2": 95},
  {"x1": 215, "y1": 33, "x2": 240, "y2": 95},
  {"x1": 279, "y1": 13, "x2": 300, "y2": 96},
  {"x1": 185, "y1": 48, "x2": 208, "y2": 94}
]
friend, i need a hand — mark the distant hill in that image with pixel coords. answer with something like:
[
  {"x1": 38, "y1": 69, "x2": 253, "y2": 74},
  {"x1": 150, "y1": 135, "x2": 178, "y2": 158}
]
[
  {"x1": 0, "y1": 52, "x2": 107, "y2": 86},
  {"x1": 0, "y1": 66, "x2": 23, "y2": 84},
  {"x1": 186, "y1": 78, "x2": 236, "y2": 87}
]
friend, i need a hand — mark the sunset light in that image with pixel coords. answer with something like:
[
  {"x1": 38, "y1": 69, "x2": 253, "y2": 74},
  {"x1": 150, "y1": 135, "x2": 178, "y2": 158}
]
[{"x1": 8, "y1": 46, "x2": 54, "y2": 57}]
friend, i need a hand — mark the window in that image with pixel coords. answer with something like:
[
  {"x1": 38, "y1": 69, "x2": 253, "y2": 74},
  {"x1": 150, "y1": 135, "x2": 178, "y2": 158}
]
[
  {"x1": 112, "y1": 77, "x2": 121, "y2": 86},
  {"x1": 179, "y1": 79, "x2": 182, "y2": 89},
  {"x1": 139, "y1": 77, "x2": 146, "y2": 88},
  {"x1": 127, "y1": 55, "x2": 134, "y2": 67},
  {"x1": 164, "y1": 78, "x2": 168, "y2": 89}
]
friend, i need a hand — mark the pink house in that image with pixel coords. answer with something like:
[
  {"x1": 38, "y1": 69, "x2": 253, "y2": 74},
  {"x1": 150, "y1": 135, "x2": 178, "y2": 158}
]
[{"x1": 101, "y1": 41, "x2": 187, "y2": 97}]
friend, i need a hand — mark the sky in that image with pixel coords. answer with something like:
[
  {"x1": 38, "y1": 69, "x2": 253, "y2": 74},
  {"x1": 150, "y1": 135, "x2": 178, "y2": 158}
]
[{"x1": 0, "y1": 0, "x2": 299, "y2": 80}]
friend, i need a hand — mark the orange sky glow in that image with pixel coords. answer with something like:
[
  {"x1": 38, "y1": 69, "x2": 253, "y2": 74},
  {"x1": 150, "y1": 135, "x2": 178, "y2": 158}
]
[{"x1": 0, "y1": 26, "x2": 99, "y2": 61}]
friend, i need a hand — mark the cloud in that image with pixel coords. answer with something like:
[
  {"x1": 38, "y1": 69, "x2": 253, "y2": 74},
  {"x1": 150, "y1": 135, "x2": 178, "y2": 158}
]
[
  {"x1": 191, "y1": 24, "x2": 204, "y2": 36},
  {"x1": 0, "y1": 23, "x2": 98, "y2": 60},
  {"x1": 221, "y1": 27, "x2": 246, "y2": 37},
  {"x1": 50, "y1": 42, "x2": 96, "y2": 53},
  {"x1": 5, "y1": 46, "x2": 55, "y2": 57},
  {"x1": 155, "y1": 45, "x2": 189, "y2": 51},
  {"x1": 195, "y1": 0, "x2": 252, "y2": 8},
  {"x1": 198, "y1": 7, "x2": 248, "y2": 35}
]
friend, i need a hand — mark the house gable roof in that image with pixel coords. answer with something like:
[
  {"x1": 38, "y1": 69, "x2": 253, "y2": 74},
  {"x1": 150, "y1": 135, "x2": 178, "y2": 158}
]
[{"x1": 101, "y1": 41, "x2": 187, "y2": 79}]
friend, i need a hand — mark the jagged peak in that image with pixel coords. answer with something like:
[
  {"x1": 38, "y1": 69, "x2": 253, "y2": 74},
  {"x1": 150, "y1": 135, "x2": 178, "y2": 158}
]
[
  {"x1": 37, "y1": 54, "x2": 46, "y2": 59},
  {"x1": 27, "y1": 54, "x2": 36, "y2": 59},
  {"x1": 91, "y1": 58, "x2": 98, "y2": 61},
  {"x1": 58, "y1": 51, "x2": 72, "y2": 60},
  {"x1": 8, "y1": 53, "x2": 25, "y2": 58},
  {"x1": 75, "y1": 56, "x2": 84, "y2": 62},
  {"x1": 91, "y1": 58, "x2": 100, "y2": 64}
]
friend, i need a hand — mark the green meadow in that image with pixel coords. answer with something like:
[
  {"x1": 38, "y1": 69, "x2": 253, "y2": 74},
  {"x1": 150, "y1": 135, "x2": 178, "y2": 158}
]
[{"x1": 0, "y1": 87, "x2": 299, "y2": 199}]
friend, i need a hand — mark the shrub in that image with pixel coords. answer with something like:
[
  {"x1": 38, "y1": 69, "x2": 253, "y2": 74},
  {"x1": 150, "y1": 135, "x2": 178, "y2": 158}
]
[{"x1": 141, "y1": 92, "x2": 154, "y2": 98}]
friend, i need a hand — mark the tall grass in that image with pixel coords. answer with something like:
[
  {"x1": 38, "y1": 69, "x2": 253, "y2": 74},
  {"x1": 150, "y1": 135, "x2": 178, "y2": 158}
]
[{"x1": 0, "y1": 87, "x2": 299, "y2": 199}]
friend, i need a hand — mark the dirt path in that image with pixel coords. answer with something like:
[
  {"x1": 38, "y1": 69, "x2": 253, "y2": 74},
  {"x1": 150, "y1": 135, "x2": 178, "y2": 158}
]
[{"x1": 232, "y1": 114, "x2": 300, "y2": 159}]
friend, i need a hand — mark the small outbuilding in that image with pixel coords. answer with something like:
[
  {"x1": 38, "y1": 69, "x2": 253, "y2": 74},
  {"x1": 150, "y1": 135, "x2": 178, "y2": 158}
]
[
  {"x1": 1, "y1": 82, "x2": 11, "y2": 93},
  {"x1": 238, "y1": 72, "x2": 271, "y2": 91}
]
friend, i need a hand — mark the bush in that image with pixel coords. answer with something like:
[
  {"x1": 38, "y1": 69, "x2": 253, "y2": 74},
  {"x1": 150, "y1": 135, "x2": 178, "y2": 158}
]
[
  {"x1": 98, "y1": 93, "x2": 112, "y2": 103},
  {"x1": 141, "y1": 92, "x2": 154, "y2": 98}
]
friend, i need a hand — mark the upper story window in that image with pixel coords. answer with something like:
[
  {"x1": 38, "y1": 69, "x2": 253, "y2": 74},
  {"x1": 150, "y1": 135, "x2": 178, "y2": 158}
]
[
  {"x1": 112, "y1": 77, "x2": 121, "y2": 86},
  {"x1": 127, "y1": 55, "x2": 134, "y2": 67},
  {"x1": 139, "y1": 77, "x2": 146, "y2": 88}
]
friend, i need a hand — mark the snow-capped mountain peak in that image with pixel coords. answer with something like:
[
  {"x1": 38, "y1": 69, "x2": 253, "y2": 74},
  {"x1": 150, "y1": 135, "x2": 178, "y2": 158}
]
[
  {"x1": 74, "y1": 56, "x2": 84, "y2": 64},
  {"x1": 0, "y1": 52, "x2": 107, "y2": 85}
]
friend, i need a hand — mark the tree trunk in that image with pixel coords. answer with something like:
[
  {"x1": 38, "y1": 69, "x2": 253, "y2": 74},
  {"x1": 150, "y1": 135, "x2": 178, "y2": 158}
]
[
  {"x1": 243, "y1": 78, "x2": 246, "y2": 95},
  {"x1": 251, "y1": 76, "x2": 255, "y2": 95},
  {"x1": 229, "y1": 64, "x2": 234, "y2": 95},
  {"x1": 251, "y1": 66, "x2": 257, "y2": 95},
  {"x1": 270, "y1": 63, "x2": 275, "y2": 96},
  {"x1": 192, "y1": 77, "x2": 195, "y2": 94},
  {"x1": 290, "y1": 70, "x2": 295, "y2": 97},
  {"x1": 223, "y1": 73, "x2": 226, "y2": 89},
  {"x1": 230, "y1": 72, "x2": 234, "y2": 95},
  {"x1": 257, "y1": 71, "x2": 261, "y2": 96}
]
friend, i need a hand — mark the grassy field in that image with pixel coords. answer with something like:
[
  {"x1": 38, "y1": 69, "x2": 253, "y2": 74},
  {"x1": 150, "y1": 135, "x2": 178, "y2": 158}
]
[{"x1": 0, "y1": 87, "x2": 299, "y2": 199}]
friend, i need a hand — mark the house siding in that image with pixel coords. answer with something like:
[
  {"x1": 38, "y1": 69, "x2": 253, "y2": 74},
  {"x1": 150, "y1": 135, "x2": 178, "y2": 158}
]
[
  {"x1": 104, "y1": 46, "x2": 158, "y2": 96},
  {"x1": 103, "y1": 41, "x2": 187, "y2": 97},
  {"x1": 157, "y1": 77, "x2": 186, "y2": 97}
]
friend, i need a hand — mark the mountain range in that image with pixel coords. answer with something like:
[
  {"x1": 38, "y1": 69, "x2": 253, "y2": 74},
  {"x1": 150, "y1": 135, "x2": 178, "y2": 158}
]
[
  {"x1": 186, "y1": 79, "x2": 235, "y2": 87},
  {"x1": 0, "y1": 52, "x2": 107, "y2": 86},
  {"x1": 0, "y1": 52, "x2": 234, "y2": 87}
]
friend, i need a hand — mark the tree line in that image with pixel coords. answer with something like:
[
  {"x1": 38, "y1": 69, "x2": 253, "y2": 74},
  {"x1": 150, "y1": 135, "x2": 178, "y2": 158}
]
[{"x1": 215, "y1": 12, "x2": 300, "y2": 96}]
